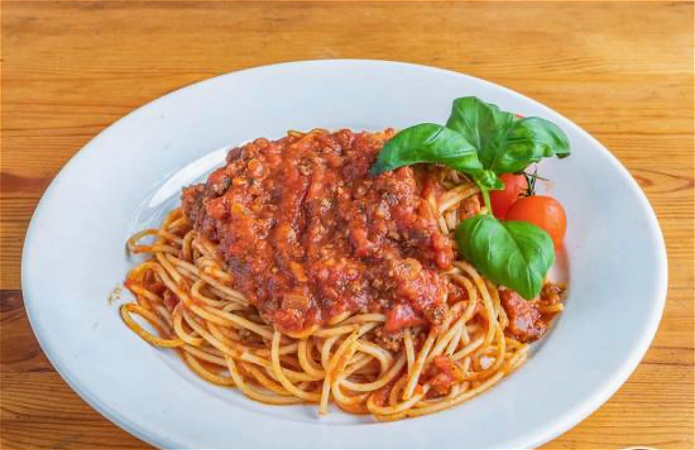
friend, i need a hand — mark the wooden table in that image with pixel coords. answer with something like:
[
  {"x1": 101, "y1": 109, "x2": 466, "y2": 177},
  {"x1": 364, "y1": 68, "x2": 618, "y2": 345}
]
[{"x1": 1, "y1": 2, "x2": 693, "y2": 449}]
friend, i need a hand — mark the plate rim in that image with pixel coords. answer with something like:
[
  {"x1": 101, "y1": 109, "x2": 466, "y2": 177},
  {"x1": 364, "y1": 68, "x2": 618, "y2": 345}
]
[{"x1": 21, "y1": 59, "x2": 668, "y2": 449}]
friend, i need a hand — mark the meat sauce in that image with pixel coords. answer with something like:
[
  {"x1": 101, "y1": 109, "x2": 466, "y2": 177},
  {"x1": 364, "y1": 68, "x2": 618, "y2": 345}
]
[
  {"x1": 501, "y1": 283, "x2": 565, "y2": 342},
  {"x1": 500, "y1": 290, "x2": 547, "y2": 342},
  {"x1": 182, "y1": 129, "x2": 454, "y2": 334}
]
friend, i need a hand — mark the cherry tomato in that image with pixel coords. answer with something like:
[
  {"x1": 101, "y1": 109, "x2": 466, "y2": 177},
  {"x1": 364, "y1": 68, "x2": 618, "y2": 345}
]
[
  {"x1": 505, "y1": 195, "x2": 567, "y2": 247},
  {"x1": 490, "y1": 174, "x2": 528, "y2": 219}
]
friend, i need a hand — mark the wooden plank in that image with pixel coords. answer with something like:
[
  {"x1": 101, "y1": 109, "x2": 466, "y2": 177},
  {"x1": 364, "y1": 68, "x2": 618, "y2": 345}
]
[
  {"x1": 1, "y1": 372, "x2": 146, "y2": 449},
  {"x1": 1, "y1": 1, "x2": 692, "y2": 449}
]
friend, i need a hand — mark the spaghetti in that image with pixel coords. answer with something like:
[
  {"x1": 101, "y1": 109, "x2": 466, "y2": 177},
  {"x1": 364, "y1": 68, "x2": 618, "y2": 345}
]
[{"x1": 121, "y1": 129, "x2": 562, "y2": 420}]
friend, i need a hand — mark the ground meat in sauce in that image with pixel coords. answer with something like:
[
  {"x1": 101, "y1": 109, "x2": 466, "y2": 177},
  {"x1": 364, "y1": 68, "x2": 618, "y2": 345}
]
[
  {"x1": 540, "y1": 282, "x2": 565, "y2": 305},
  {"x1": 500, "y1": 289, "x2": 548, "y2": 342},
  {"x1": 422, "y1": 355, "x2": 464, "y2": 396},
  {"x1": 181, "y1": 129, "x2": 455, "y2": 333}
]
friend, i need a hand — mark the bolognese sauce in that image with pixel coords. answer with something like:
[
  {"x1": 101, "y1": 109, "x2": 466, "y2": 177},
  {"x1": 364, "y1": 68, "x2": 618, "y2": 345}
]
[{"x1": 182, "y1": 129, "x2": 456, "y2": 334}]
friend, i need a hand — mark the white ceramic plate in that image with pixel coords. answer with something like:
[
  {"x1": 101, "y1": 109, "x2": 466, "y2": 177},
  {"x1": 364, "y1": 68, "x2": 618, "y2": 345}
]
[{"x1": 22, "y1": 60, "x2": 667, "y2": 449}]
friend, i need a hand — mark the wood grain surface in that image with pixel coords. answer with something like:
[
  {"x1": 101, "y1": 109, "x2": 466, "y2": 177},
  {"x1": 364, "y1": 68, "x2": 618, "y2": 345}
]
[{"x1": 1, "y1": 2, "x2": 693, "y2": 449}]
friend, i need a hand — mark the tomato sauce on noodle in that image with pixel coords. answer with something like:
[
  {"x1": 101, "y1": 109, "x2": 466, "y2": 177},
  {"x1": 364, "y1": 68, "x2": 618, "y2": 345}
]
[{"x1": 182, "y1": 129, "x2": 456, "y2": 333}]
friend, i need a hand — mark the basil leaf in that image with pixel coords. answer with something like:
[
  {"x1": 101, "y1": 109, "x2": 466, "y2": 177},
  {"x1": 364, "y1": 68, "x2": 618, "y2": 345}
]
[
  {"x1": 455, "y1": 214, "x2": 555, "y2": 300},
  {"x1": 445, "y1": 97, "x2": 570, "y2": 175},
  {"x1": 489, "y1": 117, "x2": 570, "y2": 174},
  {"x1": 445, "y1": 97, "x2": 516, "y2": 168},
  {"x1": 370, "y1": 123, "x2": 483, "y2": 175}
]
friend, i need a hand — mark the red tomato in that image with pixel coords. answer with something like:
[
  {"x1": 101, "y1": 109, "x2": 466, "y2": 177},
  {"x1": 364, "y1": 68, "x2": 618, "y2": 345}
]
[
  {"x1": 505, "y1": 195, "x2": 567, "y2": 247},
  {"x1": 490, "y1": 174, "x2": 528, "y2": 219}
]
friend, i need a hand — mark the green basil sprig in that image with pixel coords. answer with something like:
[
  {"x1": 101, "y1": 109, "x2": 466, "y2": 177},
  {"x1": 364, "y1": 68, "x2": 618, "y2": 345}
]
[
  {"x1": 455, "y1": 215, "x2": 555, "y2": 300},
  {"x1": 370, "y1": 96, "x2": 571, "y2": 300},
  {"x1": 446, "y1": 97, "x2": 570, "y2": 174}
]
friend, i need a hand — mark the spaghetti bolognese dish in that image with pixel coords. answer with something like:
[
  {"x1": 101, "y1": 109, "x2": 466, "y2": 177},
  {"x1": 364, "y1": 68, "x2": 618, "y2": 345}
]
[{"x1": 121, "y1": 97, "x2": 570, "y2": 420}]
